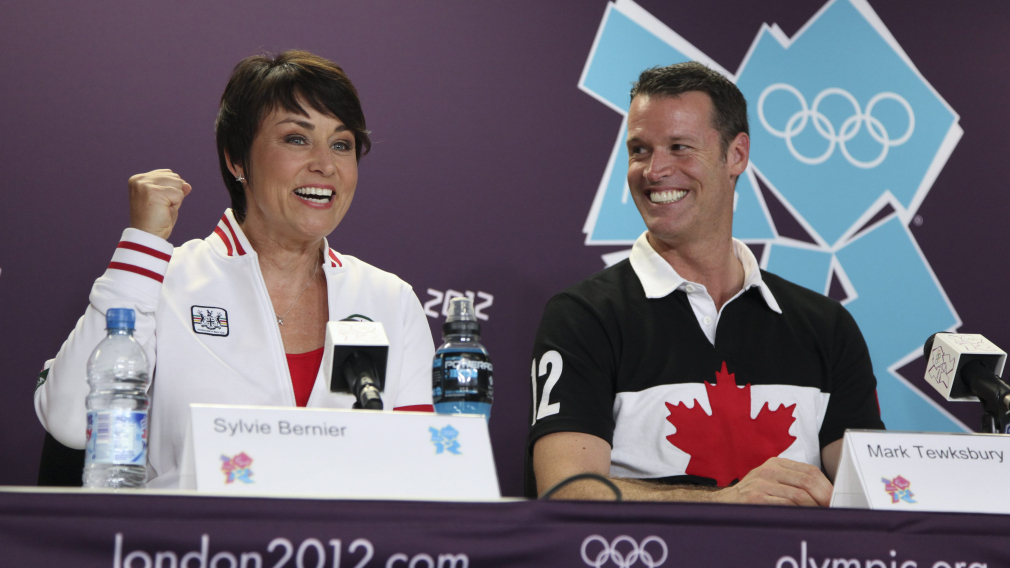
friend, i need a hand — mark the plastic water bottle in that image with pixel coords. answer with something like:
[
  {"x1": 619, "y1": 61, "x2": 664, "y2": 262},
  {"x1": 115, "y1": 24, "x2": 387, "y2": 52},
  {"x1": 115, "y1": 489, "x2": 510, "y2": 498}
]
[
  {"x1": 83, "y1": 308, "x2": 150, "y2": 488},
  {"x1": 432, "y1": 297, "x2": 493, "y2": 422}
]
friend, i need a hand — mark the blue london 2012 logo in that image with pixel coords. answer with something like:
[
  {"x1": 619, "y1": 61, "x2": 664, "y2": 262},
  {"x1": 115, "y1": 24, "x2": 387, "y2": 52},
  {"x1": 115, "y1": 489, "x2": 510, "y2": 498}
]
[
  {"x1": 579, "y1": 0, "x2": 964, "y2": 432},
  {"x1": 430, "y1": 425, "x2": 462, "y2": 455}
]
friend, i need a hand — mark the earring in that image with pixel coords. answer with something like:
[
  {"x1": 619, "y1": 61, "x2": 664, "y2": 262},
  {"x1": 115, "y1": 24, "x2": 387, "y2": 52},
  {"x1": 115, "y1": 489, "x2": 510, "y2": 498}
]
[{"x1": 235, "y1": 176, "x2": 245, "y2": 183}]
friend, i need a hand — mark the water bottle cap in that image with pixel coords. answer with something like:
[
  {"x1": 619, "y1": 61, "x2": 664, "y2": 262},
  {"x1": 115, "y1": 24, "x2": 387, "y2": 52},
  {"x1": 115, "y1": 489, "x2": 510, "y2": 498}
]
[
  {"x1": 106, "y1": 308, "x2": 136, "y2": 330},
  {"x1": 445, "y1": 297, "x2": 476, "y2": 323}
]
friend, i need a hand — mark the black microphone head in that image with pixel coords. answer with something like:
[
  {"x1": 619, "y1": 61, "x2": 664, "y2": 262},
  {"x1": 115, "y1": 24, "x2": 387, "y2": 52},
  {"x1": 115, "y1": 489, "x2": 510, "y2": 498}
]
[
  {"x1": 924, "y1": 332, "x2": 949, "y2": 359},
  {"x1": 325, "y1": 321, "x2": 389, "y2": 394}
]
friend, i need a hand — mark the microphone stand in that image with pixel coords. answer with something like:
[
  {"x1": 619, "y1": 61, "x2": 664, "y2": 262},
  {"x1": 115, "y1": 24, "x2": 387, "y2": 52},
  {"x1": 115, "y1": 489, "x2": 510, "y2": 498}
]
[
  {"x1": 343, "y1": 352, "x2": 384, "y2": 411},
  {"x1": 962, "y1": 360, "x2": 1010, "y2": 434},
  {"x1": 981, "y1": 413, "x2": 1008, "y2": 434}
]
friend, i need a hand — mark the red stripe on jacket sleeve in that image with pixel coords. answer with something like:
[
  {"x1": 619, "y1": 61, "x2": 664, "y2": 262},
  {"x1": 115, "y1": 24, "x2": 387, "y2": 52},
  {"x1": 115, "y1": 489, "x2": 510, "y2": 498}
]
[
  {"x1": 393, "y1": 404, "x2": 434, "y2": 413},
  {"x1": 108, "y1": 262, "x2": 165, "y2": 283},
  {"x1": 213, "y1": 227, "x2": 233, "y2": 256},
  {"x1": 222, "y1": 215, "x2": 246, "y2": 256},
  {"x1": 116, "y1": 241, "x2": 172, "y2": 262}
]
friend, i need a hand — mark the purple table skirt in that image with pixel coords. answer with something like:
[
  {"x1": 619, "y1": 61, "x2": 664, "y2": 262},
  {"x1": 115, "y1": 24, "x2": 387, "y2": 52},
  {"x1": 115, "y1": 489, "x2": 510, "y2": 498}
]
[{"x1": 0, "y1": 488, "x2": 1007, "y2": 567}]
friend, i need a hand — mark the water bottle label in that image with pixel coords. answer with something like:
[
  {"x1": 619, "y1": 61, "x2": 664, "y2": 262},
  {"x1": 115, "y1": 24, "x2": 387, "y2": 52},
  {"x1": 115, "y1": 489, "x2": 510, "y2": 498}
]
[
  {"x1": 85, "y1": 409, "x2": 148, "y2": 465},
  {"x1": 432, "y1": 352, "x2": 494, "y2": 403}
]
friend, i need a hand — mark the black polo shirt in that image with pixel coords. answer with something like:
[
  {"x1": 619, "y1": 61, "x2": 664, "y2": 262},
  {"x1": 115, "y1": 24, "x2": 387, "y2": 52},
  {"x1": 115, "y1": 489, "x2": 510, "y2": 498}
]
[{"x1": 525, "y1": 241, "x2": 883, "y2": 497}]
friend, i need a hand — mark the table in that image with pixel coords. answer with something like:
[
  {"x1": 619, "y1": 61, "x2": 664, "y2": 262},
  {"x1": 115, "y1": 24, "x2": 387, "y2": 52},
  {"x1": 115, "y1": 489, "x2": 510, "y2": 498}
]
[{"x1": 1, "y1": 487, "x2": 1007, "y2": 567}]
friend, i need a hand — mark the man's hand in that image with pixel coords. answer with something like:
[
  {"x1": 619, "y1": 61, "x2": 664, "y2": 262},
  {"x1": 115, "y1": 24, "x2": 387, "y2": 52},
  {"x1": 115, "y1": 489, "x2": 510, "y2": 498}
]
[
  {"x1": 128, "y1": 169, "x2": 192, "y2": 240},
  {"x1": 712, "y1": 457, "x2": 833, "y2": 506}
]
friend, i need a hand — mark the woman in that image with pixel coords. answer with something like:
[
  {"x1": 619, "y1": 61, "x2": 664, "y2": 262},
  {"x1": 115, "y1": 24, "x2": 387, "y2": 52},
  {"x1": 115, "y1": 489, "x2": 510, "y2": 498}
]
[{"x1": 34, "y1": 51, "x2": 435, "y2": 487}]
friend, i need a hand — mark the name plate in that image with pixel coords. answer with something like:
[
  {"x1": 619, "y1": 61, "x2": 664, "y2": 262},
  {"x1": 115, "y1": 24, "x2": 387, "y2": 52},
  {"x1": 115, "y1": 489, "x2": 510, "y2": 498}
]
[
  {"x1": 830, "y1": 430, "x2": 1009, "y2": 514},
  {"x1": 179, "y1": 404, "x2": 500, "y2": 500}
]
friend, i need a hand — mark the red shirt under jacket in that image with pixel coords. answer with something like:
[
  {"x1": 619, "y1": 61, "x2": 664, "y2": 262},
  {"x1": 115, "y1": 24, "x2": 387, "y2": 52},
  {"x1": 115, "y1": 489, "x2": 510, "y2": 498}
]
[{"x1": 286, "y1": 348, "x2": 433, "y2": 412}]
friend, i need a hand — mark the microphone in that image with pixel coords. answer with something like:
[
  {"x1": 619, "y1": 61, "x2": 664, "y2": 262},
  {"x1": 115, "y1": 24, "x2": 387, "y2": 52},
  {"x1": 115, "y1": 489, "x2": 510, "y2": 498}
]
[
  {"x1": 323, "y1": 320, "x2": 389, "y2": 410},
  {"x1": 923, "y1": 332, "x2": 1010, "y2": 433}
]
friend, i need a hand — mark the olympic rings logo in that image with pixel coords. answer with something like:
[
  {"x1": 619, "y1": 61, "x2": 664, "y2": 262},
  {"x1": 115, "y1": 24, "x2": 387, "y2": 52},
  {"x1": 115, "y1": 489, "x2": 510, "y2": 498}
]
[
  {"x1": 580, "y1": 535, "x2": 668, "y2": 568},
  {"x1": 757, "y1": 84, "x2": 915, "y2": 169}
]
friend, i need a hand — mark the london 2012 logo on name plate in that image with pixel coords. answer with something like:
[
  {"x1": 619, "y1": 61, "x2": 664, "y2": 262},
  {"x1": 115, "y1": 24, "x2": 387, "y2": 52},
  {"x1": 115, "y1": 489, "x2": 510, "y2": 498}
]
[
  {"x1": 882, "y1": 475, "x2": 915, "y2": 504},
  {"x1": 429, "y1": 425, "x2": 462, "y2": 455},
  {"x1": 220, "y1": 452, "x2": 254, "y2": 484}
]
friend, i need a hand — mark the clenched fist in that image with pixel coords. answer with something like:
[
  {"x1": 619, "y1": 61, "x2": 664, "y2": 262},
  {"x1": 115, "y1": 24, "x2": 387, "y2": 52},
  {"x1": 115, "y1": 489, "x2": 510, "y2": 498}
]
[{"x1": 128, "y1": 169, "x2": 192, "y2": 240}]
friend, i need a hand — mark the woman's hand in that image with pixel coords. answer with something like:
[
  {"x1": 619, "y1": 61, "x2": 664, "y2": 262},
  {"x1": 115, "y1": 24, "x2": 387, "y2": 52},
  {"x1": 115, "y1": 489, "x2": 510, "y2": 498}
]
[{"x1": 128, "y1": 169, "x2": 193, "y2": 240}]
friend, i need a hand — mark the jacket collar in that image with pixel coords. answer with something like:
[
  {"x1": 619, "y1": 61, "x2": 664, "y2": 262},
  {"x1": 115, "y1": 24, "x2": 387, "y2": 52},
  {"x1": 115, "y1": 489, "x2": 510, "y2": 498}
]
[
  {"x1": 210, "y1": 209, "x2": 252, "y2": 257},
  {"x1": 208, "y1": 209, "x2": 343, "y2": 269}
]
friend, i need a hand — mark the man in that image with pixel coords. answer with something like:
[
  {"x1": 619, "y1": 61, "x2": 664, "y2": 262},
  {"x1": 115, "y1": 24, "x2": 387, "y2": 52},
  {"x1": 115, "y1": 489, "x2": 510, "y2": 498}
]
[{"x1": 526, "y1": 62, "x2": 883, "y2": 505}]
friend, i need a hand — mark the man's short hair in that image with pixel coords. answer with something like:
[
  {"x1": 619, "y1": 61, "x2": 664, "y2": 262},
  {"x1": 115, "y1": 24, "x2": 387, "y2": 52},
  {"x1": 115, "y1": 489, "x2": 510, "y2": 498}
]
[
  {"x1": 630, "y1": 61, "x2": 748, "y2": 155},
  {"x1": 215, "y1": 50, "x2": 371, "y2": 223}
]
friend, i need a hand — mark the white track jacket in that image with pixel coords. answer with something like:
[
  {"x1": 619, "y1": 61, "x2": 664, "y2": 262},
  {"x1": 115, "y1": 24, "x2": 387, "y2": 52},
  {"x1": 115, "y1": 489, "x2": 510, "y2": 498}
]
[{"x1": 35, "y1": 210, "x2": 435, "y2": 486}]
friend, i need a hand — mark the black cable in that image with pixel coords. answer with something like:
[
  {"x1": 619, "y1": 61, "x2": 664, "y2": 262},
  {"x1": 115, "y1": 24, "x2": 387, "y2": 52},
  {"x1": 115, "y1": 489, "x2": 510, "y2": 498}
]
[{"x1": 540, "y1": 473, "x2": 623, "y2": 501}]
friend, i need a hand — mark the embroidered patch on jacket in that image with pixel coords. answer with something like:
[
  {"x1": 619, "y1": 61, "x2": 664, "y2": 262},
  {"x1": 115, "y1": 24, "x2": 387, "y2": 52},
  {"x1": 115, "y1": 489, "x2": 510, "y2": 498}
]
[{"x1": 192, "y1": 306, "x2": 229, "y2": 337}]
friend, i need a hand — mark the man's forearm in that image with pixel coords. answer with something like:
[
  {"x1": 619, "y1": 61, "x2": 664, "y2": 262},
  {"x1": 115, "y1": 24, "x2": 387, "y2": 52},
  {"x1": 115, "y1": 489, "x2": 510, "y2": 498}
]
[{"x1": 543, "y1": 475, "x2": 721, "y2": 502}]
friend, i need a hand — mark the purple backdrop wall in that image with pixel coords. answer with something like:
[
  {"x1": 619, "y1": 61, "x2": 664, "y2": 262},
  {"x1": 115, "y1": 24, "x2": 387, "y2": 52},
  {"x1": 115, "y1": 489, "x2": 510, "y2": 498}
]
[{"x1": 1, "y1": 0, "x2": 1007, "y2": 495}]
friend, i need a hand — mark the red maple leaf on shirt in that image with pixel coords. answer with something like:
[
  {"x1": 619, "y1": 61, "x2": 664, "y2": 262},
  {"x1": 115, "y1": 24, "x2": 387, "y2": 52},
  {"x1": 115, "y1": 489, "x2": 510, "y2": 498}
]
[{"x1": 665, "y1": 362, "x2": 796, "y2": 487}]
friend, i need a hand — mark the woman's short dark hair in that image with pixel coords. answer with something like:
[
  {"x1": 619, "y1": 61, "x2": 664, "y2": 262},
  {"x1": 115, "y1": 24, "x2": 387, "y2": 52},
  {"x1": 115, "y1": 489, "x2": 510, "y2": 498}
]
[
  {"x1": 215, "y1": 50, "x2": 371, "y2": 222},
  {"x1": 630, "y1": 61, "x2": 748, "y2": 156}
]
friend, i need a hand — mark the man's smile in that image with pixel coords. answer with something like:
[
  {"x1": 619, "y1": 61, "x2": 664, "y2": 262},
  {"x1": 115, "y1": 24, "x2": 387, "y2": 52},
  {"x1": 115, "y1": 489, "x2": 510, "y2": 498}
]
[{"x1": 648, "y1": 189, "x2": 688, "y2": 204}]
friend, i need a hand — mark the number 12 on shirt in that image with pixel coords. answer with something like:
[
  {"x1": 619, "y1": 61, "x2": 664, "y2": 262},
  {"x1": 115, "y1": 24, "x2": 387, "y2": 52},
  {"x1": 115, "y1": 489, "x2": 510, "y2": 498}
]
[{"x1": 531, "y1": 350, "x2": 563, "y2": 426}]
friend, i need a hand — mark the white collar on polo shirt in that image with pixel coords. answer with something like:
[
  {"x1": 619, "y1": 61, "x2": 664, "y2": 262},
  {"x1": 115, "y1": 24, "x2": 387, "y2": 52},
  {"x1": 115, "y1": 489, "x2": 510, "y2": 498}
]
[{"x1": 628, "y1": 231, "x2": 782, "y2": 314}]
